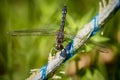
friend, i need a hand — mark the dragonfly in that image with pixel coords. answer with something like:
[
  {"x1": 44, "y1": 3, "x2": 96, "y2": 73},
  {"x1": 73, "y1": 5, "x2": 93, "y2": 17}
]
[
  {"x1": 56, "y1": 4, "x2": 67, "y2": 50},
  {"x1": 8, "y1": 4, "x2": 108, "y2": 54}
]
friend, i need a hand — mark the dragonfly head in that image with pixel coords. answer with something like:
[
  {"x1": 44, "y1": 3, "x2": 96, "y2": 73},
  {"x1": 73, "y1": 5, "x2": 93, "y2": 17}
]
[{"x1": 56, "y1": 44, "x2": 63, "y2": 51}]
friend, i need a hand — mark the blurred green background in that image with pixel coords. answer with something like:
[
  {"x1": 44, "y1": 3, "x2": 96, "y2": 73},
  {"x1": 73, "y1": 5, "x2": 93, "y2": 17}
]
[{"x1": 0, "y1": 0, "x2": 120, "y2": 80}]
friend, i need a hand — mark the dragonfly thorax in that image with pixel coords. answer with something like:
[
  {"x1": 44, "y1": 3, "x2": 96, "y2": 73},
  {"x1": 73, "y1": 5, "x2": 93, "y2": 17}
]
[{"x1": 56, "y1": 31, "x2": 64, "y2": 43}]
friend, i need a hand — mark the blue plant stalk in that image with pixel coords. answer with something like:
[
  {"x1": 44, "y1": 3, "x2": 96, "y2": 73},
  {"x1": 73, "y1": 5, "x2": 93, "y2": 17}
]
[{"x1": 26, "y1": 0, "x2": 120, "y2": 80}]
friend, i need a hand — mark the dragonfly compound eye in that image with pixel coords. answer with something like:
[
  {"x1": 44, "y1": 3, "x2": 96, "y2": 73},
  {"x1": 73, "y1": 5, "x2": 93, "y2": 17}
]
[{"x1": 56, "y1": 44, "x2": 63, "y2": 50}]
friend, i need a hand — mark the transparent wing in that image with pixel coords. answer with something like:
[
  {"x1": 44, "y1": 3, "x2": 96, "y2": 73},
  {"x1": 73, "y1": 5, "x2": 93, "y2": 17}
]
[
  {"x1": 64, "y1": 34, "x2": 109, "y2": 53},
  {"x1": 86, "y1": 40, "x2": 109, "y2": 53},
  {"x1": 8, "y1": 28, "x2": 57, "y2": 36},
  {"x1": 7, "y1": 28, "x2": 73, "y2": 42}
]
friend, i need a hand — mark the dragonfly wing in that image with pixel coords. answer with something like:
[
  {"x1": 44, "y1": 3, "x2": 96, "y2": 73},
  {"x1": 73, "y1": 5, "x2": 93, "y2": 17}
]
[
  {"x1": 64, "y1": 33, "x2": 109, "y2": 53},
  {"x1": 8, "y1": 28, "x2": 57, "y2": 36},
  {"x1": 86, "y1": 40, "x2": 109, "y2": 53}
]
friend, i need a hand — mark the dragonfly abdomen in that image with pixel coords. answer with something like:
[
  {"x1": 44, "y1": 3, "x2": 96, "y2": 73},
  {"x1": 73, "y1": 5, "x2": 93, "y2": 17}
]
[{"x1": 60, "y1": 5, "x2": 67, "y2": 30}]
